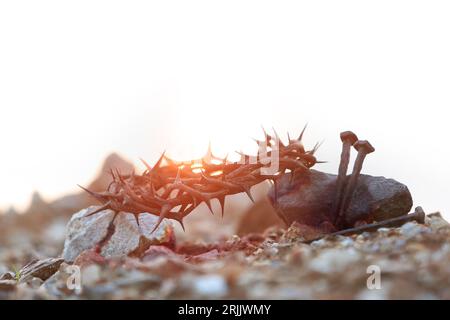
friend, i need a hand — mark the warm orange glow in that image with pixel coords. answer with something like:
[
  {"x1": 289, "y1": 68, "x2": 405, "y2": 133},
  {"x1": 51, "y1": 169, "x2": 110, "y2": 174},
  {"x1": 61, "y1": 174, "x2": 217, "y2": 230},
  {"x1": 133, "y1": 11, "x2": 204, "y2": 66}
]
[
  {"x1": 192, "y1": 168, "x2": 204, "y2": 174},
  {"x1": 210, "y1": 170, "x2": 223, "y2": 177},
  {"x1": 191, "y1": 163, "x2": 203, "y2": 169}
]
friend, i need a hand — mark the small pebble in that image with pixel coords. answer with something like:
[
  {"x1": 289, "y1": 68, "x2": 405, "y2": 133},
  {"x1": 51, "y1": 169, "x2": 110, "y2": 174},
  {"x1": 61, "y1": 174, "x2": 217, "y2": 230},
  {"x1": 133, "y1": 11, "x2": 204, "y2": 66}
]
[
  {"x1": 309, "y1": 248, "x2": 360, "y2": 274},
  {"x1": 400, "y1": 222, "x2": 429, "y2": 238},
  {"x1": 192, "y1": 275, "x2": 228, "y2": 298},
  {"x1": 81, "y1": 264, "x2": 102, "y2": 286}
]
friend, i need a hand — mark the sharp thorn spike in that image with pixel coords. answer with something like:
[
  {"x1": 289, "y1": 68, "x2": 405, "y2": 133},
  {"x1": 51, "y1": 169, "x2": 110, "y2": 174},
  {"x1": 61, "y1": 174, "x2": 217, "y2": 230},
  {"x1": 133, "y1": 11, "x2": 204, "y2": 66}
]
[
  {"x1": 242, "y1": 186, "x2": 255, "y2": 203},
  {"x1": 202, "y1": 141, "x2": 213, "y2": 163},
  {"x1": 261, "y1": 125, "x2": 268, "y2": 137},
  {"x1": 140, "y1": 158, "x2": 152, "y2": 172},
  {"x1": 217, "y1": 196, "x2": 226, "y2": 218},
  {"x1": 298, "y1": 123, "x2": 308, "y2": 141},
  {"x1": 86, "y1": 201, "x2": 112, "y2": 217},
  {"x1": 134, "y1": 213, "x2": 140, "y2": 227},
  {"x1": 163, "y1": 155, "x2": 176, "y2": 165},
  {"x1": 310, "y1": 140, "x2": 324, "y2": 155},
  {"x1": 272, "y1": 127, "x2": 280, "y2": 140},
  {"x1": 177, "y1": 218, "x2": 185, "y2": 232},
  {"x1": 150, "y1": 205, "x2": 169, "y2": 234},
  {"x1": 153, "y1": 151, "x2": 166, "y2": 171},
  {"x1": 204, "y1": 199, "x2": 214, "y2": 215},
  {"x1": 77, "y1": 184, "x2": 105, "y2": 202}
]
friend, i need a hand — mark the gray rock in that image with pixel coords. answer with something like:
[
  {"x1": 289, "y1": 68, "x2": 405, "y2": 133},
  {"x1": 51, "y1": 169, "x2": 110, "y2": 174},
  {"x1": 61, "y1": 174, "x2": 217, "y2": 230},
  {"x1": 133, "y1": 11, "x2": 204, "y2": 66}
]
[
  {"x1": 63, "y1": 206, "x2": 174, "y2": 262},
  {"x1": 62, "y1": 206, "x2": 116, "y2": 262},
  {"x1": 268, "y1": 169, "x2": 412, "y2": 229},
  {"x1": 0, "y1": 272, "x2": 15, "y2": 281},
  {"x1": 427, "y1": 212, "x2": 450, "y2": 231},
  {"x1": 100, "y1": 212, "x2": 173, "y2": 258},
  {"x1": 18, "y1": 257, "x2": 64, "y2": 283}
]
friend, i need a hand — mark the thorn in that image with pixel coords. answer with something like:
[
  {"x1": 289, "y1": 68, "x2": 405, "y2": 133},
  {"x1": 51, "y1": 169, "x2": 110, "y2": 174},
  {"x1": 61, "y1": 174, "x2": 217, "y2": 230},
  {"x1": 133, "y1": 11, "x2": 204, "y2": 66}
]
[
  {"x1": 202, "y1": 141, "x2": 213, "y2": 163},
  {"x1": 217, "y1": 196, "x2": 226, "y2": 218},
  {"x1": 86, "y1": 201, "x2": 112, "y2": 217},
  {"x1": 163, "y1": 154, "x2": 176, "y2": 165},
  {"x1": 272, "y1": 127, "x2": 284, "y2": 147},
  {"x1": 236, "y1": 150, "x2": 248, "y2": 164},
  {"x1": 134, "y1": 213, "x2": 140, "y2": 227},
  {"x1": 241, "y1": 185, "x2": 255, "y2": 203},
  {"x1": 177, "y1": 218, "x2": 185, "y2": 232},
  {"x1": 261, "y1": 125, "x2": 268, "y2": 137},
  {"x1": 140, "y1": 158, "x2": 152, "y2": 172},
  {"x1": 298, "y1": 123, "x2": 308, "y2": 141},
  {"x1": 223, "y1": 153, "x2": 229, "y2": 164},
  {"x1": 152, "y1": 151, "x2": 166, "y2": 172},
  {"x1": 287, "y1": 132, "x2": 292, "y2": 143},
  {"x1": 204, "y1": 199, "x2": 214, "y2": 215},
  {"x1": 150, "y1": 205, "x2": 169, "y2": 234},
  {"x1": 77, "y1": 185, "x2": 105, "y2": 202},
  {"x1": 310, "y1": 140, "x2": 324, "y2": 155}
]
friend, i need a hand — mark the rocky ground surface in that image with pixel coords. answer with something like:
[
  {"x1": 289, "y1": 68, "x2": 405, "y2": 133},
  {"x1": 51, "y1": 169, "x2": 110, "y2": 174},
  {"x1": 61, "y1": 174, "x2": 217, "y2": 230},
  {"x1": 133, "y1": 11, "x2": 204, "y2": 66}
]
[
  {"x1": 1, "y1": 153, "x2": 449, "y2": 300},
  {"x1": 1, "y1": 208, "x2": 450, "y2": 299}
]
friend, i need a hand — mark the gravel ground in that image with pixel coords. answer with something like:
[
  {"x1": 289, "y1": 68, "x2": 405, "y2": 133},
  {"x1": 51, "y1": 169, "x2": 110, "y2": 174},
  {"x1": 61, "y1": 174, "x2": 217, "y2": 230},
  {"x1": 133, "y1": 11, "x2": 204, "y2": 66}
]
[{"x1": 1, "y1": 211, "x2": 449, "y2": 300}]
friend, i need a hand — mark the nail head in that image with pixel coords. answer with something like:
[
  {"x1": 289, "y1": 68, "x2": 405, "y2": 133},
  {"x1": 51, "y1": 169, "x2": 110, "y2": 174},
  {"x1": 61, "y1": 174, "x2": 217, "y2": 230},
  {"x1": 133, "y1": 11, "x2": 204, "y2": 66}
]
[{"x1": 340, "y1": 131, "x2": 358, "y2": 145}]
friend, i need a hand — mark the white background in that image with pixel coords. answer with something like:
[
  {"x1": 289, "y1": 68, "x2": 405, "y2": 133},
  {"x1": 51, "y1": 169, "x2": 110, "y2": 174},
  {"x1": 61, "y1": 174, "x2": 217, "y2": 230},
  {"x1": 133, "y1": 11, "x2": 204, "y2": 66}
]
[{"x1": 0, "y1": 1, "x2": 449, "y2": 218}]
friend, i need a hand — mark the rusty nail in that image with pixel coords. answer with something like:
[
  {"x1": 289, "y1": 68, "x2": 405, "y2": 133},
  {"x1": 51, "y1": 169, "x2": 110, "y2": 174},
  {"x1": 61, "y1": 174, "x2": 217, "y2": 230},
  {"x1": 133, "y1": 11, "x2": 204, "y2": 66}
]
[
  {"x1": 331, "y1": 131, "x2": 358, "y2": 223},
  {"x1": 306, "y1": 207, "x2": 426, "y2": 243},
  {"x1": 336, "y1": 139, "x2": 375, "y2": 227}
]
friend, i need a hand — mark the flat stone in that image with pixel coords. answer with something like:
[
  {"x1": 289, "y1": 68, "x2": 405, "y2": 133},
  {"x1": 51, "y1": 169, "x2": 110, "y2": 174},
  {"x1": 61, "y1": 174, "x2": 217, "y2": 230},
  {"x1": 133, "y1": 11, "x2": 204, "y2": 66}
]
[{"x1": 19, "y1": 257, "x2": 64, "y2": 283}]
